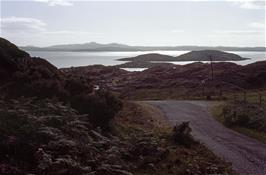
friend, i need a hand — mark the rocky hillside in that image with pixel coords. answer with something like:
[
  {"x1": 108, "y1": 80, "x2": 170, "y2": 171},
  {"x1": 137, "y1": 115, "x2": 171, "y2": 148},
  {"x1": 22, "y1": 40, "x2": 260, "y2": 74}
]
[
  {"x1": 67, "y1": 61, "x2": 266, "y2": 99},
  {"x1": 0, "y1": 38, "x2": 237, "y2": 175},
  {"x1": 0, "y1": 38, "x2": 124, "y2": 174},
  {"x1": 0, "y1": 37, "x2": 122, "y2": 130},
  {"x1": 0, "y1": 38, "x2": 29, "y2": 58},
  {"x1": 0, "y1": 38, "x2": 70, "y2": 97}
]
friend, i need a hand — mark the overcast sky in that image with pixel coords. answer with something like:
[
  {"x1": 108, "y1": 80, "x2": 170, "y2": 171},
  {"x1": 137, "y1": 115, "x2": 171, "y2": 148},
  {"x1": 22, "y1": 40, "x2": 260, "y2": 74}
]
[{"x1": 0, "y1": 0, "x2": 265, "y2": 47}]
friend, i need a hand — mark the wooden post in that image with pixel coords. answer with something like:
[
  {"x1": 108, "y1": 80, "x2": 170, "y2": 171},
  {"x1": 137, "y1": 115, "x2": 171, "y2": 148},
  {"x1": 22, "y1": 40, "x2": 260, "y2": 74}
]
[{"x1": 210, "y1": 56, "x2": 214, "y2": 81}]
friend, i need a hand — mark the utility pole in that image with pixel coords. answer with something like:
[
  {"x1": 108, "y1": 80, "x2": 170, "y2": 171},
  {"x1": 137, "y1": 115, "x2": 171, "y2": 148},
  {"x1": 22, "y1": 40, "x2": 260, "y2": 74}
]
[
  {"x1": 209, "y1": 55, "x2": 214, "y2": 98},
  {"x1": 210, "y1": 55, "x2": 214, "y2": 81}
]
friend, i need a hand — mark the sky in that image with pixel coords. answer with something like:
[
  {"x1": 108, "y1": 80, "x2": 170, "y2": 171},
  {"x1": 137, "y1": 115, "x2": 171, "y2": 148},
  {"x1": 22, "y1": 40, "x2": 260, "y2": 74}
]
[{"x1": 0, "y1": 0, "x2": 265, "y2": 47}]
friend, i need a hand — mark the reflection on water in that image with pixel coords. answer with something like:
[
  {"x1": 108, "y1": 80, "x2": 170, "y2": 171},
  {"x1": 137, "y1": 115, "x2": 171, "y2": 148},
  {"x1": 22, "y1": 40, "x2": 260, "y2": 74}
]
[
  {"x1": 28, "y1": 50, "x2": 266, "y2": 70},
  {"x1": 121, "y1": 68, "x2": 148, "y2": 72}
]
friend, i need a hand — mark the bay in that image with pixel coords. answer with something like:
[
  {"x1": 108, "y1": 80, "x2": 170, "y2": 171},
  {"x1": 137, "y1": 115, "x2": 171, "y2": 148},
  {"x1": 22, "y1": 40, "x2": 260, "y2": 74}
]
[{"x1": 28, "y1": 50, "x2": 266, "y2": 70}]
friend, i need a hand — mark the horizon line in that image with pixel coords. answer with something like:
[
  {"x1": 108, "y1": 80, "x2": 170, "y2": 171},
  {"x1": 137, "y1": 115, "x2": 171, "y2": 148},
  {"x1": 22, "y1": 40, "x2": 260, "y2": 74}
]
[{"x1": 19, "y1": 42, "x2": 266, "y2": 48}]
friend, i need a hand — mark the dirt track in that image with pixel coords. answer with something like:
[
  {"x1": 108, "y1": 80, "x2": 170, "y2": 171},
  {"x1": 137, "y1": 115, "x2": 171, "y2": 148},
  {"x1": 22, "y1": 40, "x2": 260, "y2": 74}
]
[{"x1": 147, "y1": 100, "x2": 266, "y2": 175}]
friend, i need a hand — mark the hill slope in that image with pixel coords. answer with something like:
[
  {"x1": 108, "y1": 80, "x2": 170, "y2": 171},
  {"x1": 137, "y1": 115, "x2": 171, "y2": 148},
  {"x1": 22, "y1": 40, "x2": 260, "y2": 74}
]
[
  {"x1": 65, "y1": 61, "x2": 266, "y2": 99},
  {"x1": 0, "y1": 37, "x2": 121, "y2": 129},
  {"x1": 0, "y1": 37, "x2": 236, "y2": 175}
]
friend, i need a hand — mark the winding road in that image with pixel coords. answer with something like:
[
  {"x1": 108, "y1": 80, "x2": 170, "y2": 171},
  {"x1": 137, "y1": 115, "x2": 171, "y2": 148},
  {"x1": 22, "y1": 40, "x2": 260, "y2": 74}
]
[{"x1": 146, "y1": 100, "x2": 266, "y2": 175}]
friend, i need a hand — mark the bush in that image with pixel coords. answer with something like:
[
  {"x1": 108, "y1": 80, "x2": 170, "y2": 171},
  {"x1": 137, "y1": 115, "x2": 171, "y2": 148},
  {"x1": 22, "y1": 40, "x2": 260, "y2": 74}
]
[
  {"x1": 224, "y1": 112, "x2": 250, "y2": 127},
  {"x1": 70, "y1": 90, "x2": 122, "y2": 130},
  {"x1": 172, "y1": 122, "x2": 197, "y2": 147},
  {"x1": 223, "y1": 104, "x2": 266, "y2": 132},
  {"x1": 65, "y1": 77, "x2": 92, "y2": 96}
]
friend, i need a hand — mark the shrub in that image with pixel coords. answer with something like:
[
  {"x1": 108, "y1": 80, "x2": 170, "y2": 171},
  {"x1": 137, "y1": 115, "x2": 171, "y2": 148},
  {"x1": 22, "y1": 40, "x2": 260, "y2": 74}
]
[
  {"x1": 64, "y1": 77, "x2": 92, "y2": 96},
  {"x1": 223, "y1": 104, "x2": 266, "y2": 132},
  {"x1": 172, "y1": 121, "x2": 198, "y2": 147},
  {"x1": 225, "y1": 113, "x2": 250, "y2": 127},
  {"x1": 70, "y1": 90, "x2": 122, "y2": 130}
]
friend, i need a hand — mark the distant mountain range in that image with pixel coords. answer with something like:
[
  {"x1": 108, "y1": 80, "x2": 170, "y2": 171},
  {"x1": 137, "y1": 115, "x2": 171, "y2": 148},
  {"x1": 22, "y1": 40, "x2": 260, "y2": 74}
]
[{"x1": 20, "y1": 42, "x2": 266, "y2": 52}]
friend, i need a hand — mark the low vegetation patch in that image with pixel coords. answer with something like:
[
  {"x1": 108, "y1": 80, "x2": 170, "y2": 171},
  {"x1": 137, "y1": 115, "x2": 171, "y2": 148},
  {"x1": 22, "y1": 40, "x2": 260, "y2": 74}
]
[
  {"x1": 211, "y1": 102, "x2": 266, "y2": 143},
  {"x1": 70, "y1": 90, "x2": 122, "y2": 130},
  {"x1": 123, "y1": 88, "x2": 190, "y2": 100},
  {"x1": 115, "y1": 101, "x2": 236, "y2": 175},
  {"x1": 0, "y1": 97, "x2": 236, "y2": 175}
]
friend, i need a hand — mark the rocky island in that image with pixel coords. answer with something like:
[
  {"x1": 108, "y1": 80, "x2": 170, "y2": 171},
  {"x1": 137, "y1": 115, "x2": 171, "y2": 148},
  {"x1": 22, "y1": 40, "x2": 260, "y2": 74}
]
[
  {"x1": 117, "y1": 50, "x2": 249, "y2": 68},
  {"x1": 175, "y1": 50, "x2": 248, "y2": 61}
]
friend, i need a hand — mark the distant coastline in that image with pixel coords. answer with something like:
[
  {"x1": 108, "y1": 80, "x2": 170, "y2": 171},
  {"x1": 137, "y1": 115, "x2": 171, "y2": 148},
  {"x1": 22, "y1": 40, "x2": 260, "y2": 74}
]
[{"x1": 21, "y1": 42, "x2": 266, "y2": 52}]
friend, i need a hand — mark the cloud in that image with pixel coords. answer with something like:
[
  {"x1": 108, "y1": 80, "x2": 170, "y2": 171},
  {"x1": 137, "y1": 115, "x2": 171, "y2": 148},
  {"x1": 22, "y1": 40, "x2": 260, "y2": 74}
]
[
  {"x1": 1, "y1": 17, "x2": 46, "y2": 33},
  {"x1": 229, "y1": 0, "x2": 266, "y2": 9},
  {"x1": 34, "y1": 0, "x2": 73, "y2": 6},
  {"x1": 0, "y1": 16, "x2": 102, "y2": 45},
  {"x1": 213, "y1": 30, "x2": 265, "y2": 35}
]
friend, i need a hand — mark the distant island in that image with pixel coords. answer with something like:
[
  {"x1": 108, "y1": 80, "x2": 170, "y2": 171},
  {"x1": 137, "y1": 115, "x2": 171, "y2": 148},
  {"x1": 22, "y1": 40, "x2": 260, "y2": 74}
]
[
  {"x1": 116, "y1": 50, "x2": 249, "y2": 68},
  {"x1": 20, "y1": 42, "x2": 266, "y2": 52},
  {"x1": 174, "y1": 50, "x2": 248, "y2": 61}
]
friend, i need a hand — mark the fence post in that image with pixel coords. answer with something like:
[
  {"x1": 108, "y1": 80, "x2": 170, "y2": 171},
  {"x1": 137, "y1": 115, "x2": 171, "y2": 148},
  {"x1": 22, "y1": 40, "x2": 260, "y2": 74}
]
[{"x1": 210, "y1": 56, "x2": 214, "y2": 81}]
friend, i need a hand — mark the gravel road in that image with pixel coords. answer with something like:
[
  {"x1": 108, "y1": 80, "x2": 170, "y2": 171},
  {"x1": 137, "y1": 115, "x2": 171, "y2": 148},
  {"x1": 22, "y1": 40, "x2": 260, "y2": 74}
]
[{"x1": 146, "y1": 100, "x2": 266, "y2": 175}]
